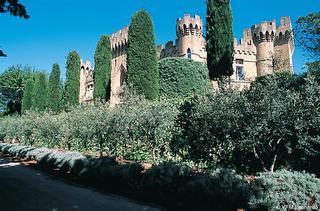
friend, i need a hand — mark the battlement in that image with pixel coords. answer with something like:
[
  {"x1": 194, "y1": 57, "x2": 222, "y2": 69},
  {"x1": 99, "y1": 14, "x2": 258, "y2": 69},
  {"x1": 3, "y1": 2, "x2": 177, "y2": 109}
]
[
  {"x1": 110, "y1": 26, "x2": 129, "y2": 49},
  {"x1": 80, "y1": 60, "x2": 93, "y2": 71},
  {"x1": 276, "y1": 17, "x2": 293, "y2": 41},
  {"x1": 110, "y1": 27, "x2": 129, "y2": 58},
  {"x1": 252, "y1": 20, "x2": 277, "y2": 43},
  {"x1": 176, "y1": 14, "x2": 203, "y2": 37}
]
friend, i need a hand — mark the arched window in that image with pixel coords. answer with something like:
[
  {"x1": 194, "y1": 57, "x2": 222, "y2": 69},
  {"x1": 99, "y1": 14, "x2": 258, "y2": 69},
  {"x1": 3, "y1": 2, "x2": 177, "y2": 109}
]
[
  {"x1": 195, "y1": 24, "x2": 199, "y2": 36},
  {"x1": 183, "y1": 24, "x2": 187, "y2": 35},
  {"x1": 266, "y1": 31, "x2": 270, "y2": 42},
  {"x1": 187, "y1": 48, "x2": 192, "y2": 60},
  {"x1": 190, "y1": 24, "x2": 194, "y2": 35}
]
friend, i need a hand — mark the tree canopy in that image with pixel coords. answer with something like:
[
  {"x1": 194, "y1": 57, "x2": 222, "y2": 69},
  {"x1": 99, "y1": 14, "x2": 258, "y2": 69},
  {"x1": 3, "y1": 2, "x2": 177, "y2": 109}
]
[
  {"x1": 0, "y1": 65, "x2": 36, "y2": 110},
  {"x1": 206, "y1": 0, "x2": 234, "y2": 79},
  {"x1": 48, "y1": 63, "x2": 62, "y2": 112},
  {"x1": 0, "y1": 0, "x2": 29, "y2": 18},
  {"x1": 65, "y1": 51, "x2": 81, "y2": 106},
  {"x1": 295, "y1": 12, "x2": 320, "y2": 60},
  {"x1": 127, "y1": 10, "x2": 159, "y2": 100},
  {"x1": 94, "y1": 35, "x2": 112, "y2": 102},
  {"x1": 32, "y1": 72, "x2": 47, "y2": 111}
]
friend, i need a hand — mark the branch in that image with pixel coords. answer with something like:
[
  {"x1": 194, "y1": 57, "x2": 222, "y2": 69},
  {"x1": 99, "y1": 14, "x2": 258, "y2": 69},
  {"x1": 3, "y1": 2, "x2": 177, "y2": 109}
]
[{"x1": 253, "y1": 146, "x2": 268, "y2": 172}]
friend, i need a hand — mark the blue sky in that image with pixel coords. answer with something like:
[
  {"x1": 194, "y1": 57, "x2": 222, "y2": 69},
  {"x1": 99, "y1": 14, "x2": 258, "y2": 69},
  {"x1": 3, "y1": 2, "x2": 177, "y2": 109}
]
[{"x1": 0, "y1": 0, "x2": 319, "y2": 77}]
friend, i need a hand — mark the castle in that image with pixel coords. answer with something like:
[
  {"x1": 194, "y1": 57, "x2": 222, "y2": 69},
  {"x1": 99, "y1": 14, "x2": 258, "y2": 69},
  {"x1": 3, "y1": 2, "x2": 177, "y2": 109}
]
[{"x1": 80, "y1": 14, "x2": 294, "y2": 105}]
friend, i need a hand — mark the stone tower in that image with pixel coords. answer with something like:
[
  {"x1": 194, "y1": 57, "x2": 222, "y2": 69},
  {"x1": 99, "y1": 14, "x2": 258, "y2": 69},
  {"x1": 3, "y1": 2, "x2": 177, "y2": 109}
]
[
  {"x1": 251, "y1": 20, "x2": 277, "y2": 76},
  {"x1": 110, "y1": 27, "x2": 128, "y2": 107},
  {"x1": 176, "y1": 14, "x2": 207, "y2": 62},
  {"x1": 79, "y1": 60, "x2": 94, "y2": 104},
  {"x1": 251, "y1": 17, "x2": 294, "y2": 76},
  {"x1": 274, "y1": 17, "x2": 294, "y2": 73}
]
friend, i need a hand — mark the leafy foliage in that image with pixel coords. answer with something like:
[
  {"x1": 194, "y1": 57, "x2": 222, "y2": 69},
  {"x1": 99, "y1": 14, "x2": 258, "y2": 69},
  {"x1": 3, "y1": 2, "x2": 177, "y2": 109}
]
[
  {"x1": 127, "y1": 10, "x2": 159, "y2": 100},
  {"x1": 249, "y1": 170, "x2": 320, "y2": 210},
  {"x1": 94, "y1": 35, "x2": 112, "y2": 102},
  {"x1": 0, "y1": 98, "x2": 180, "y2": 164},
  {"x1": 206, "y1": 0, "x2": 234, "y2": 78},
  {"x1": 0, "y1": 65, "x2": 36, "y2": 110},
  {"x1": 21, "y1": 78, "x2": 34, "y2": 112},
  {"x1": 177, "y1": 91, "x2": 245, "y2": 168},
  {"x1": 0, "y1": 0, "x2": 29, "y2": 18},
  {"x1": 47, "y1": 64, "x2": 62, "y2": 112},
  {"x1": 32, "y1": 72, "x2": 47, "y2": 111},
  {"x1": 65, "y1": 51, "x2": 81, "y2": 106},
  {"x1": 159, "y1": 57, "x2": 212, "y2": 98},
  {"x1": 295, "y1": 12, "x2": 320, "y2": 60}
]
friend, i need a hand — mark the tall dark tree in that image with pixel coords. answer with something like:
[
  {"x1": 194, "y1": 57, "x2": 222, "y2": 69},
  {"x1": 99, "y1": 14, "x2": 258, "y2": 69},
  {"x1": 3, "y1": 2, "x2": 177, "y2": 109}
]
[
  {"x1": 21, "y1": 78, "x2": 34, "y2": 112},
  {"x1": 65, "y1": 51, "x2": 81, "y2": 106},
  {"x1": 94, "y1": 35, "x2": 112, "y2": 102},
  {"x1": 32, "y1": 72, "x2": 47, "y2": 111},
  {"x1": 206, "y1": 0, "x2": 234, "y2": 79},
  {"x1": 127, "y1": 10, "x2": 159, "y2": 100},
  {"x1": 0, "y1": 0, "x2": 29, "y2": 18},
  {"x1": 48, "y1": 63, "x2": 62, "y2": 112},
  {"x1": 295, "y1": 12, "x2": 320, "y2": 60}
]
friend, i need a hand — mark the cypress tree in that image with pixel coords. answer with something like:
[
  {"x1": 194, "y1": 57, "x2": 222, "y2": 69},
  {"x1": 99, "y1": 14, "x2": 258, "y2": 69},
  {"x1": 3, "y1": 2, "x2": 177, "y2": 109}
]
[
  {"x1": 32, "y1": 72, "x2": 47, "y2": 111},
  {"x1": 127, "y1": 10, "x2": 159, "y2": 100},
  {"x1": 206, "y1": 0, "x2": 234, "y2": 79},
  {"x1": 21, "y1": 78, "x2": 34, "y2": 112},
  {"x1": 48, "y1": 63, "x2": 62, "y2": 112},
  {"x1": 94, "y1": 35, "x2": 112, "y2": 102},
  {"x1": 65, "y1": 51, "x2": 81, "y2": 106}
]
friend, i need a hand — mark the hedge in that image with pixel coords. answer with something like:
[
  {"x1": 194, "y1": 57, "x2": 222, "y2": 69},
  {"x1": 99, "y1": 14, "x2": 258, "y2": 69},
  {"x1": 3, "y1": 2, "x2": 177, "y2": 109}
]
[
  {"x1": 159, "y1": 57, "x2": 212, "y2": 98},
  {"x1": 0, "y1": 98, "x2": 180, "y2": 164},
  {"x1": 0, "y1": 143, "x2": 250, "y2": 210},
  {"x1": 1, "y1": 143, "x2": 319, "y2": 210}
]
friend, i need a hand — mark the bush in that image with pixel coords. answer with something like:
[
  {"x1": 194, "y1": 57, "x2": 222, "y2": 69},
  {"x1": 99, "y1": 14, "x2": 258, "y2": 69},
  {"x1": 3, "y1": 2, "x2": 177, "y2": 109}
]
[
  {"x1": 0, "y1": 98, "x2": 180, "y2": 164},
  {"x1": 0, "y1": 143, "x2": 250, "y2": 210},
  {"x1": 249, "y1": 170, "x2": 320, "y2": 210},
  {"x1": 159, "y1": 57, "x2": 212, "y2": 98},
  {"x1": 174, "y1": 90, "x2": 245, "y2": 168}
]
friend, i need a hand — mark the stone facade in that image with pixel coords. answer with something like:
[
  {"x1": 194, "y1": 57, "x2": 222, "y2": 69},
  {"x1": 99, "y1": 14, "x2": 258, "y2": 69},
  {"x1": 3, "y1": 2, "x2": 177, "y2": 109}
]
[
  {"x1": 110, "y1": 27, "x2": 128, "y2": 107},
  {"x1": 79, "y1": 60, "x2": 94, "y2": 104},
  {"x1": 80, "y1": 14, "x2": 294, "y2": 104}
]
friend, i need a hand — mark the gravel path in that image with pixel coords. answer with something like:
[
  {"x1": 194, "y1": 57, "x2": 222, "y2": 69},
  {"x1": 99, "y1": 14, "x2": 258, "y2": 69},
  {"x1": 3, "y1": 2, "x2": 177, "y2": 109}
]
[{"x1": 0, "y1": 156, "x2": 161, "y2": 211}]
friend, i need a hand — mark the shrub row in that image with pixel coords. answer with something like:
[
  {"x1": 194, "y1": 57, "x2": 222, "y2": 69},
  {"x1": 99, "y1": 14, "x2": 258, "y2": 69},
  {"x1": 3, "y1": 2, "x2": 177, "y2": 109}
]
[
  {"x1": 1, "y1": 72, "x2": 320, "y2": 175},
  {"x1": 1, "y1": 143, "x2": 319, "y2": 210},
  {"x1": 0, "y1": 98, "x2": 180, "y2": 164}
]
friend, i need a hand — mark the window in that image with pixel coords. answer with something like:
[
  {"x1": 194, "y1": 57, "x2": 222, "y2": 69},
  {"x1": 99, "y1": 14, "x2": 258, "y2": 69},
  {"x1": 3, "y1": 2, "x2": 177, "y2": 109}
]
[
  {"x1": 236, "y1": 66, "x2": 245, "y2": 80},
  {"x1": 236, "y1": 59, "x2": 244, "y2": 65},
  {"x1": 187, "y1": 48, "x2": 192, "y2": 60}
]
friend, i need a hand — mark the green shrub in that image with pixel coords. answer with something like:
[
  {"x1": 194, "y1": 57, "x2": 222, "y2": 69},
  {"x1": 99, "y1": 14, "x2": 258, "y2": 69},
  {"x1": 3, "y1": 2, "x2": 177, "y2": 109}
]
[
  {"x1": 159, "y1": 57, "x2": 212, "y2": 98},
  {"x1": 175, "y1": 90, "x2": 245, "y2": 168},
  {"x1": 0, "y1": 98, "x2": 180, "y2": 164},
  {"x1": 249, "y1": 170, "x2": 320, "y2": 210}
]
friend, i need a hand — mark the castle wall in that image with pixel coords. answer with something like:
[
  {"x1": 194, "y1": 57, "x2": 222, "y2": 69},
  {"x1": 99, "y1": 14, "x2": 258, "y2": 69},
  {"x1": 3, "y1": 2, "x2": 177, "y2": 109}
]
[
  {"x1": 80, "y1": 14, "x2": 295, "y2": 106},
  {"x1": 110, "y1": 27, "x2": 128, "y2": 107},
  {"x1": 274, "y1": 17, "x2": 294, "y2": 73}
]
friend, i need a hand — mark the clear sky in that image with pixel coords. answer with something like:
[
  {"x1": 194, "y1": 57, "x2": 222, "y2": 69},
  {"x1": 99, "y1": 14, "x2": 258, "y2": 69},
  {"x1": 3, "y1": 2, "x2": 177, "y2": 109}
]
[{"x1": 0, "y1": 0, "x2": 319, "y2": 77}]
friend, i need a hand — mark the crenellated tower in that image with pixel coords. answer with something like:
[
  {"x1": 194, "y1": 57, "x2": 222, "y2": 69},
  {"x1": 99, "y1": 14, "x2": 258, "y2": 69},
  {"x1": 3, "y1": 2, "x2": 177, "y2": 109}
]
[
  {"x1": 251, "y1": 20, "x2": 277, "y2": 76},
  {"x1": 79, "y1": 60, "x2": 94, "y2": 104},
  {"x1": 176, "y1": 14, "x2": 206, "y2": 62},
  {"x1": 274, "y1": 17, "x2": 294, "y2": 73},
  {"x1": 110, "y1": 26, "x2": 128, "y2": 107}
]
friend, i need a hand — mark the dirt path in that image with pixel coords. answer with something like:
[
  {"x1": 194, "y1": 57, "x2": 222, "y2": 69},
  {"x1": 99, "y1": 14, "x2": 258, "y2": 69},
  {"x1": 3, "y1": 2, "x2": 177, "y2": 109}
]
[{"x1": 0, "y1": 156, "x2": 161, "y2": 211}]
